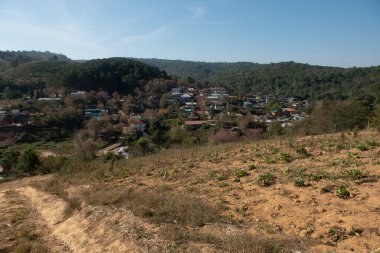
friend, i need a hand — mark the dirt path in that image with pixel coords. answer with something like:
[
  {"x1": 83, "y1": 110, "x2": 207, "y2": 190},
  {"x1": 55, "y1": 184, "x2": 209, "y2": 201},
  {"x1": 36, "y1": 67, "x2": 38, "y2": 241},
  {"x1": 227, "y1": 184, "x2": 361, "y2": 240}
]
[
  {"x1": 0, "y1": 176, "x2": 148, "y2": 253},
  {"x1": 17, "y1": 186, "x2": 142, "y2": 253},
  {"x1": 0, "y1": 186, "x2": 69, "y2": 252}
]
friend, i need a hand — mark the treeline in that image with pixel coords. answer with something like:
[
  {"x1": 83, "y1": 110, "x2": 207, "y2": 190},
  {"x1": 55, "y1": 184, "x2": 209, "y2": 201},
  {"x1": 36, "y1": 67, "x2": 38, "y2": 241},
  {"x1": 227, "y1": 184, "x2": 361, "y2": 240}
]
[
  {"x1": 138, "y1": 59, "x2": 380, "y2": 100},
  {"x1": 298, "y1": 99, "x2": 380, "y2": 135},
  {"x1": 1, "y1": 52, "x2": 379, "y2": 102}
]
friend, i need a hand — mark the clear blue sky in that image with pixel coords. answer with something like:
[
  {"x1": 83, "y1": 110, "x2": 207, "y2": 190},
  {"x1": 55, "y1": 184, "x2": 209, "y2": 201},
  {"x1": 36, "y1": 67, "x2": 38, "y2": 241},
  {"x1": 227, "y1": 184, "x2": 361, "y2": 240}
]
[{"x1": 0, "y1": 0, "x2": 379, "y2": 67}]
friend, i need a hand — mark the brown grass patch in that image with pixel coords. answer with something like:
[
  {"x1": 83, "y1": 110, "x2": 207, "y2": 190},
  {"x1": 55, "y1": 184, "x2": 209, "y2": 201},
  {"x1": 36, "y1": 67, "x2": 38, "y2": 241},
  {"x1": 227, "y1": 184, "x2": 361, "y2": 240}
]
[
  {"x1": 223, "y1": 232, "x2": 307, "y2": 253},
  {"x1": 82, "y1": 184, "x2": 221, "y2": 226}
]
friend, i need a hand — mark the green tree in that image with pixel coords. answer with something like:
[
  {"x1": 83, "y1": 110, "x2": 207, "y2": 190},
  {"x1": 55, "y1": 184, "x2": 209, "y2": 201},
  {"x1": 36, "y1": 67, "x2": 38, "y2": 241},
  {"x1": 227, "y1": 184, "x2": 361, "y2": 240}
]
[
  {"x1": 2, "y1": 87, "x2": 15, "y2": 99},
  {"x1": 17, "y1": 149, "x2": 40, "y2": 175},
  {"x1": 135, "y1": 137, "x2": 149, "y2": 155},
  {"x1": 0, "y1": 149, "x2": 20, "y2": 175},
  {"x1": 373, "y1": 104, "x2": 380, "y2": 132},
  {"x1": 269, "y1": 122, "x2": 284, "y2": 136}
]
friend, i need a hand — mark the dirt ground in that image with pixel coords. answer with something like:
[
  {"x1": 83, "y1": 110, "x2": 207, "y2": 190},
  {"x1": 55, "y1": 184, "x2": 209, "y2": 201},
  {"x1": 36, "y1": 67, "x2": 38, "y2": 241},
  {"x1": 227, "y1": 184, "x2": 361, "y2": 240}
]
[{"x1": 0, "y1": 130, "x2": 379, "y2": 252}]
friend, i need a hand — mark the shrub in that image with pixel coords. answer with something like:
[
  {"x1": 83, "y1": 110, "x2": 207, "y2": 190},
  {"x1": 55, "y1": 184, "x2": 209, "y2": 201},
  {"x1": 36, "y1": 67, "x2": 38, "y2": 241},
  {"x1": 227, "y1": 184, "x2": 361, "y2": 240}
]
[
  {"x1": 17, "y1": 149, "x2": 40, "y2": 175},
  {"x1": 296, "y1": 147, "x2": 311, "y2": 157},
  {"x1": 308, "y1": 174, "x2": 323, "y2": 181},
  {"x1": 257, "y1": 173, "x2": 276, "y2": 187},
  {"x1": 100, "y1": 152, "x2": 123, "y2": 162},
  {"x1": 235, "y1": 168, "x2": 248, "y2": 178},
  {"x1": 294, "y1": 178, "x2": 305, "y2": 187},
  {"x1": 356, "y1": 144, "x2": 369, "y2": 151},
  {"x1": 346, "y1": 169, "x2": 363, "y2": 180},
  {"x1": 208, "y1": 170, "x2": 228, "y2": 181},
  {"x1": 263, "y1": 155, "x2": 275, "y2": 164},
  {"x1": 209, "y1": 130, "x2": 240, "y2": 144},
  {"x1": 40, "y1": 156, "x2": 67, "y2": 174},
  {"x1": 336, "y1": 185, "x2": 350, "y2": 198},
  {"x1": 0, "y1": 148, "x2": 20, "y2": 175},
  {"x1": 268, "y1": 146, "x2": 279, "y2": 154},
  {"x1": 366, "y1": 140, "x2": 378, "y2": 147},
  {"x1": 279, "y1": 152, "x2": 291, "y2": 163},
  {"x1": 248, "y1": 164, "x2": 256, "y2": 170},
  {"x1": 347, "y1": 152, "x2": 360, "y2": 159}
]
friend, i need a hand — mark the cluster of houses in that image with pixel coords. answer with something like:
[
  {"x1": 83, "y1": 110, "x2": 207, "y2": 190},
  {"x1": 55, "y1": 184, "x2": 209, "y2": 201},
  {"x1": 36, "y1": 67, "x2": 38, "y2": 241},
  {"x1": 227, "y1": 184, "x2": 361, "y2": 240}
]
[
  {"x1": 169, "y1": 87, "x2": 197, "y2": 104},
  {"x1": 123, "y1": 114, "x2": 146, "y2": 134},
  {"x1": 1, "y1": 86, "x2": 310, "y2": 138},
  {"x1": 0, "y1": 108, "x2": 29, "y2": 128}
]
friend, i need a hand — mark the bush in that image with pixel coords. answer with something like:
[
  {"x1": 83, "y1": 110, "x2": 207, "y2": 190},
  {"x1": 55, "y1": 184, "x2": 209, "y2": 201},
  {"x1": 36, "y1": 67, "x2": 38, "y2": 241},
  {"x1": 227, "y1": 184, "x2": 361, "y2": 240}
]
[
  {"x1": 308, "y1": 174, "x2": 324, "y2": 181},
  {"x1": 17, "y1": 149, "x2": 40, "y2": 175},
  {"x1": 346, "y1": 169, "x2": 363, "y2": 180},
  {"x1": 294, "y1": 178, "x2": 305, "y2": 187},
  {"x1": 257, "y1": 173, "x2": 276, "y2": 187},
  {"x1": 0, "y1": 148, "x2": 20, "y2": 175},
  {"x1": 248, "y1": 164, "x2": 256, "y2": 170},
  {"x1": 279, "y1": 152, "x2": 291, "y2": 163},
  {"x1": 296, "y1": 147, "x2": 311, "y2": 157},
  {"x1": 100, "y1": 152, "x2": 123, "y2": 162},
  {"x1": 336, "y1": 185, "x2": 350, "y2": 198},
  {"x1": 263, "y1": 155, "x2": 275, "y2": 164},
  {"x1": 356, "y1": 144, "x2": 369, "y2": 151},
  {"x1": 208, "y1": 170, "x2": 228, "y2": 181},
  {"x1": 235, "y1": 168, "x2": 248, "y2": 178},
  {"x1": 209, "y1": 130, "x2": 240, "y2": 144},
  {"x1": 40, "y1": 156, "x2": 67, "y2": 174}
]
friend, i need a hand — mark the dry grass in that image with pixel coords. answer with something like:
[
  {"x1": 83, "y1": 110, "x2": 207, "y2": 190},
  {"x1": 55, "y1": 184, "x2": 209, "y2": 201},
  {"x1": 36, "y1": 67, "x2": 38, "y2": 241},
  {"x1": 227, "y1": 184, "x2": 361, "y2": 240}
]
[
  {"x1": 82, "y1": 184, "x2": 221, "y2": 226},
  {"x1": 159, "y1": 224, "x2": 220, "y2": 246},
  {"x1": 1, "y1": 190, "x2": 49, "y2": 253},
  {"x1": 222, "y1": 233, "x2": 306, "y2": 253},
  {"x1": 13, "y1": 231, "x2": 48, "y2": 253}
]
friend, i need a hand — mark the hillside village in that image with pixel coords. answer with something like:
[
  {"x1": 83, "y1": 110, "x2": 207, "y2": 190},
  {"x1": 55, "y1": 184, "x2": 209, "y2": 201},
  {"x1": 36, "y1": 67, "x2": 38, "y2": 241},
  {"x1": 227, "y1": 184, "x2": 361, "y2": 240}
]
[
  {"x1": 0, "y1": 55, "x2": 379, "y2": 253},
  {"x1": 0, "y1": 84, "x2": 310, "y2": 156}
]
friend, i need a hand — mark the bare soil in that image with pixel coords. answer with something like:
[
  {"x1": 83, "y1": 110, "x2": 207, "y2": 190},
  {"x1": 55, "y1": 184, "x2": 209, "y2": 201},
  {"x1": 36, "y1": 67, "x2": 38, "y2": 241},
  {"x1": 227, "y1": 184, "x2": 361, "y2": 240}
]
[{"x1": 1, "y1": 130, "x2": 379, "y2": 252}]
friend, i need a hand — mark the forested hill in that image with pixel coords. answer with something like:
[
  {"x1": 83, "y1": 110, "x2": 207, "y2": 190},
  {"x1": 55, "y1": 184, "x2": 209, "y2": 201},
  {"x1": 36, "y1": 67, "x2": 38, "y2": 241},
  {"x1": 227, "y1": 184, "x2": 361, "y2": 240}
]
[
  {"x1": 138, "y1": 58, "x2": 380, "y2": 100},
  {"x1": 52, "y1": 58, "x2": 168, "y2": 93},
  {"x1": 1, "y1": 50, "x2": 379, "y2": 100},
  {"x1": 0, "y1": 50, "x2": 70, "y2": 67},
  {"x1": 0, "y1": 57, "x2": 170, "y2": 96}
]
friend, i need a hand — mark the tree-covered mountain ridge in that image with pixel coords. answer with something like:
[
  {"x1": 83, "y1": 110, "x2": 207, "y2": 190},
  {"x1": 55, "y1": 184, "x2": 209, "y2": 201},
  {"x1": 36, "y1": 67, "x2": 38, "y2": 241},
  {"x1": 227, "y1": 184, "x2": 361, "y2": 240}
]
[
  {"x1": 137, "y1": 58, "x2": 380, "y2": 100},
  {"x1": 0, "y1": 50, "x2": 379, "y2": 100}
]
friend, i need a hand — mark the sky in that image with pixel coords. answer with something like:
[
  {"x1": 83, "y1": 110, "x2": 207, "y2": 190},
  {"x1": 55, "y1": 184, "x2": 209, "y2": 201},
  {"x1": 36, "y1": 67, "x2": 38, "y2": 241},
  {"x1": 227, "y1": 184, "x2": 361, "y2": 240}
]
[{"x1": 0, "y1": 0, "x2": 379, "y2": 67}]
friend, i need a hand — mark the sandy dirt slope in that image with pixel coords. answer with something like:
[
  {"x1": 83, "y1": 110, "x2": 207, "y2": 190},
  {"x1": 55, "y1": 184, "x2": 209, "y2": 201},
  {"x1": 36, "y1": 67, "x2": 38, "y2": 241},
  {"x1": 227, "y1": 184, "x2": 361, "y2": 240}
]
[
  {"x1": 17, "y1": 186, "x2": 142, "y2": 253},
  {"x1": 0, "y1": 182, "x2": 68, "y2": 252},
  {"x1": 0, "y1": 176, "x2": 149, "y2": 253}
]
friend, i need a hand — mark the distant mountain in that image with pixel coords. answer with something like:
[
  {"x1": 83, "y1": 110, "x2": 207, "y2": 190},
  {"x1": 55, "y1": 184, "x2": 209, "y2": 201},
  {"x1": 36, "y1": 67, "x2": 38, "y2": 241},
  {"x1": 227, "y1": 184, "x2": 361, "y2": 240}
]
[
  {"x1": 0, "y1": 50, "x2": 71, "y2": 67},
  {"x1": 137, "y1": 58, "x2": 380, "y2": 100}
]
